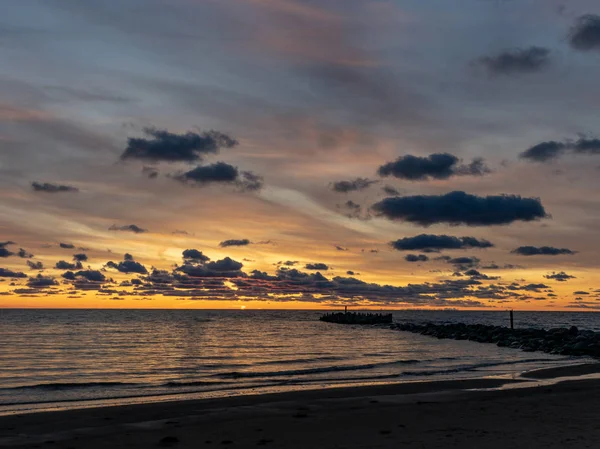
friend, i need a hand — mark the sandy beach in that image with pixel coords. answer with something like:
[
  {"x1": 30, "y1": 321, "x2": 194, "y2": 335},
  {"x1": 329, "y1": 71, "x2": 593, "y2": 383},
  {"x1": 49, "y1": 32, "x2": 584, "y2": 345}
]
[{"x1": 2, "y1": 365, "x2": 600, "y2": 449}]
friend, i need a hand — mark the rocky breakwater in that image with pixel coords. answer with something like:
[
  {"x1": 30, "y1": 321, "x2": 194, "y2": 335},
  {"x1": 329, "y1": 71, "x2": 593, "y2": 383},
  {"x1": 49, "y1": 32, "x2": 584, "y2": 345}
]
[{"x1": 393, "y1": 322, "x2": 600, "y2": 357}]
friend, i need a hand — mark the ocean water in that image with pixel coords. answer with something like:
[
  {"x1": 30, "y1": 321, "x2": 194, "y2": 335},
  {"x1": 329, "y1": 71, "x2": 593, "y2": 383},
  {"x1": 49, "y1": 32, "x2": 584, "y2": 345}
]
[{"x1": 1, "y1": 309, "x2": 597, "y2": 414}]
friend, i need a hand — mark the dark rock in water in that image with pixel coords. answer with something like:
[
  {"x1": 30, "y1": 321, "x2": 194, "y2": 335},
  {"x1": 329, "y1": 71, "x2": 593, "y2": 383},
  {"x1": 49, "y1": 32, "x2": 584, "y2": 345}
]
[
  {"x1": 391, "y1": 322, "x2": 600, "y2": 358},
  {"x1": 320, "y1": 312, "x2": 393, "y2": 325}
]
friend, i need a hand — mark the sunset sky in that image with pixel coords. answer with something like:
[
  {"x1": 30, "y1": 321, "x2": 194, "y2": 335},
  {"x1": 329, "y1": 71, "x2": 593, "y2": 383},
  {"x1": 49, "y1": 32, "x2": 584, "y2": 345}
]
[{"x1": 2, "y1": 0, "x2": 600, "y2": 310}]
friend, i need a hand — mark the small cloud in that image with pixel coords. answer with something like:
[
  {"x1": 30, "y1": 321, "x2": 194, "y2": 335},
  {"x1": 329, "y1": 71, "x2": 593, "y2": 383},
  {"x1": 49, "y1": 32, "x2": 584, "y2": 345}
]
[
  {"x1": 31, "y1": 182, "x2": 79, "y2": 193},
  {"x1": 330, "y1": 177, "x2": 378, "y2": 193},
  {"x1": 569, "y1": 14, "x2": 600, "y2": 52},
  {"x1": 0, "y1": 268, "x2": 27, "y2": 278},
  {"x1": 377, "y1": 153, "x2": 491, "y2": 181},
  {"x1": 182, "y1": 249, "x2": 210, "y2": 262},
  {"x1": 219, "y1": 239, "x2": 251, "y2": 247},
  {"x1": 109, "y1": 224, "x2": 147, "y2": 234},
  {"x1": 59, "y1": 243, "x2": 75, "y2": 249},
  {"x1": 121, "y1": 127, "x2": 238, "y2": 162},
  {"x1": 390, "y1": 234, "x2": 493, "y2": 251},
  {"x1": 544, "y1": 271, "x2": 576, "y2": 282},
  {"x1": 404, "y1": 254, "x2": 429, "y2": 262},
  {"x1": 305, "y1": 263, "x2": 329, "y2": 270},
  {"x1": 474, "y1": 46, "x2": 551, "y2": 75},
  {"x1": 511, "y1": 246, "x2": 576, "y2": 256}
]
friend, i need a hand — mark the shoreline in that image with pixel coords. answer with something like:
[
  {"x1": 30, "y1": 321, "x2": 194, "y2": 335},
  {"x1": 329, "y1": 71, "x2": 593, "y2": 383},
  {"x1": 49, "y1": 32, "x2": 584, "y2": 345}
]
[{"x1": 3, "y1": 363, "x2": 600, "y2": 448}]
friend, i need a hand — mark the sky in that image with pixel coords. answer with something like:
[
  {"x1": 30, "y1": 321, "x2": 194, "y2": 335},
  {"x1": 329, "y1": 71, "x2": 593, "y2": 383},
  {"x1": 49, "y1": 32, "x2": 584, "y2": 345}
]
[{"x1": 2, "y1": 0, "x2": 600, "y2": 310}]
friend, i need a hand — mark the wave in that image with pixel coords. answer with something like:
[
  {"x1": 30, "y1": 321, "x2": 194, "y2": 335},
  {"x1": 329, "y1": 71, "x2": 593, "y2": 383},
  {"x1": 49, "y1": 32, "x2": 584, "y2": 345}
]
[
  {"x1": 162, "y1": 380, "x2": 230, "y2": 388},
  {"x1": 4, "y1": 381, "x2": 138, "y2": 391},
  {"x1": 217, "y1": 360, "x2": 421, "y2": 379}
]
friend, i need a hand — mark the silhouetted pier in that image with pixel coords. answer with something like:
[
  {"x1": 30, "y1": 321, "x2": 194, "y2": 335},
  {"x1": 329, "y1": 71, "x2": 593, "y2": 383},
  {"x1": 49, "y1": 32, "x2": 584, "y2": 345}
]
[{"x1": 319, "y1": 312, "x2": 393, "y2": 325}]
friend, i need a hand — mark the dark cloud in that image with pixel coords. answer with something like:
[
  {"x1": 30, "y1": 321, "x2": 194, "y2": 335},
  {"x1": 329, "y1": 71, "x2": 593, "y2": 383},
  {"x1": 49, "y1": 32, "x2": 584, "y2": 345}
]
[
  {"x1": 305, "y1": 263, "x2": 329, "y2": 270},
  {"x1": 121, "y1": 127, "x2": 238, "y2": 162},
  {"x1": 182, "y1": 249, "x2": 210, "y2": 262},
  {"x1": 173, "y1": 162, "x2": 264, "y2": 191},
  {"x1": 377, "y1": 153, "x2": 490, "y2": 181},
  {"x1": 59, "y1": 243, "x2": 75, "y2": 249},
  {"x1": 405, "y1": 254, "x2": 429, "y2": 262},
  {"x1": 331, "y1": 178, "x2": 378, "y2": 193},
  {"x1": 55, "y1": 260, "x2": 83, "y2": 270},
  {"x1": 511, "y1": 246, "x2": 576, "y2": 256},
  {"x1": 520, "y1": 137, "x2": 600, "y2": 162},
  {"x1": 463, "y1": 269, "x2": 499, "y2": 280},
  {"x1": 0, "y1": 268, "x2": 27, "y2": 278},
  {"x1": 544, "y1": 271, "x2": 576, "y2": 282},
  {"x1": 64, "y1": 270, "x2": 106, "y2": 282},
  {"x1": 391, "y1": 234, "x2": 494, "y2": 252},
  {"x1": 573, "y1": 291, "x2": 589, "y2": 295},
  {"x1": 219, "y1": 239, "x2": 251, "y2": 248},
  {"x1": 31, "y1": 182, "x2": 79, "y2": 193},
  {"x1": 27, "y1": 274, "x2": 58, "y2": 288},
  {"x1": 569, "y1": 14, "x2": 600, "y2": 52},
  {"x1": 109, "y1": 224, "x2": 147, "y2": 233},
  {"x1": 17, "y1": 248, "x2": 33, "y2": 259},
  {"x1": 206, "y1": 257, "x2": 243, "y2": 272},
  {"x1": 335, "y1": 245, "x2": 348, "y2": 251},
  {"x1": 520, "y1": 141, "x2": 567, "y2": 162},
  {"x1": 0, "y1": 241, "x2": 15, "y2": 258},
  {"x1": 73, "y1": 253, "x2": 88, "y2": 262},
  {"x1": 124, "y1": 253, "x2": 134, "y2": 261},
  {"x1": 448, "y1": 256, "x2": 481, "y2": 270},
  {"x1": 382, "y1": 185, "x2": 401, "y2": 195},
  {"x1": 176, "y1": 257, "x2": 244, "y2": 278},
  {"x1": 106, "y1": 256, "x2": 148, "y2": 274},
  {"x1": 26, "y1": 260, "x2": 43, "y2": 270},
  {"x1": 142, "y1": 166, "x2": 159, "y2": 179},
  {"x1": 372, "y1": 191, "x2": 548, "y2": 226},
  {"x1": 475, "y1": 46, "x2": 551, "y2": 75}
]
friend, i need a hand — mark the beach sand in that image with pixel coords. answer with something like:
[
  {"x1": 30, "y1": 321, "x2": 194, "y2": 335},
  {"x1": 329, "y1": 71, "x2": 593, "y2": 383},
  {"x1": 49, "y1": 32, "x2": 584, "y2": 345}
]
[{"x1": 2, "y1": 365, "x2": 600, "y2": 449}]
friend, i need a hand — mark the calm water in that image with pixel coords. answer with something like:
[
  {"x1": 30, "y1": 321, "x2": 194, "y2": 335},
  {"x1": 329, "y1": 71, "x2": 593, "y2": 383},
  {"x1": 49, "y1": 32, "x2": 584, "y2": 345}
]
[{"x1": 1, "y1": 309, "x2": 598, "y2": 414}]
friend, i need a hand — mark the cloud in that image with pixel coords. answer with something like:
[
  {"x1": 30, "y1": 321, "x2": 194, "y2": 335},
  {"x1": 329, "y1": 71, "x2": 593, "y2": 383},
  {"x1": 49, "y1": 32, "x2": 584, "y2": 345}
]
[
  {"x1": 331, "y1": 177, "x2": 378, "y2": 193},
  {"x1": 55, "y1": 260, "x2": 83, "y2": 270},
  {"x1": 520, "y1": 137, "x2": 600, "y2": 162},
  {"x1": 475, "y1": 47, "x2": 551, "y2": 75},
  {"x1": 206, "y1": 257, "x2": 243, "y2": 272},
  {"x1": 520, "y1": 141, "x2": 567, "y2": 162},
  {"x1": 305, "y1": 263, "x2": 329, "y2": 270},
  {"x1": 31, "y1": 182, "x2": 79, "y2": 193},
  {"x1": 219, "y1": 239, "x2": 251, "y2": 247},
  {"x1": 544, "y1": 271, "x2": 576, "y2": 282},
  {"x1": 372, "y1": 191, "x2": 548, "y2": 226},
  {"x1": 569, "y1": 14, "x2": 600, "y2": 52},
  {"x1": 17, "y1": 248, "x2": 33, "y2": 258},
  {"x1": 121, "y1": 127, "x2": 238, "y2": 162},
  {"x1": 109, "y1": 224, "x2": 147, "y2": 233},
  {"x1": 59, "y1": 243, "x2": 75, "y2": 249},
  {"x1": 390, "y1": 234, "x2": 494, "y2": 252},
  {"x1": 27, "y1": 274, "x2": 58, "y2": 288},
  {"x1": 182, "y1": 249, "x2": 210, "y2": 262},
  {"x1": 63, "y1": 270, "x2": 106, "y2": 282},
  {"x1": 382, "y1": 185, "x2": 401, "y2": 195},
  {"x1": 377, "y1": 153, "x2": 491, "y2": 181},
  {"x1": 0, "y1": 268, "x2": 27, "y2": 278},
  {"x1": 511, "y1": 246, "x2": 576, "y2": 256},
  {"x1": 73, "y1": 253, "x2": 88, "y2": 262},
  {"x1": 448, "y1": 256, "x2": 480, "y2": 270},
  {"x1": 106, "y1": 255, "x2": 148, "y2": 274},
  {"x1": 405, "y1": 254, "x2": 429, "y2": 262},
  {"x1": 26, "y1": 260, "x2": 43, "y2": 270},
  {"x1": 0, "y1": 241, "x2": 15, "y2": 258},
  {"x1": 173, "y1": 162, "x2": 263, "y2": 191}
]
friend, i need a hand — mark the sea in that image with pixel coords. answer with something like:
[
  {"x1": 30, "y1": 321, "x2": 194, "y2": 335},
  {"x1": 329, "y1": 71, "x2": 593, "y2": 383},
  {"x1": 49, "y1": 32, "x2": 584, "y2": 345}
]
[{"x1": 1, "y1": 309, "x2": 598, "y2": 415}]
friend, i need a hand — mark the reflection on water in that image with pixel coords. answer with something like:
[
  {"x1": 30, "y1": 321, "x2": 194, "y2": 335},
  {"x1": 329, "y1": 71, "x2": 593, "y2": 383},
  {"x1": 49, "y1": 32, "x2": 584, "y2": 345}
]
[{"x1": 1, "y1": 309, "x2": 594, "y2": 413}]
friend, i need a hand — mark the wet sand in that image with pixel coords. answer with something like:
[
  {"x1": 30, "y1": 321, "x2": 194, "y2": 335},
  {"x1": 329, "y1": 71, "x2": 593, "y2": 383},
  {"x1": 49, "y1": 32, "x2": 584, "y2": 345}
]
[{"x1": 2, "y1": 365, "x2": 600, "y2": 449}]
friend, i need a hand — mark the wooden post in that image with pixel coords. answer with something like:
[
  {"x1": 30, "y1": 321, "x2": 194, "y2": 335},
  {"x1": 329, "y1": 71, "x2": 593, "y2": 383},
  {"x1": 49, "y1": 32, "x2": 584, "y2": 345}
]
[
  {"x1": 510, "y1": 309, "x2": 514, "y2": 330},
  {"x1": 344, "y1": 306, "x2": 348, "y2": 314}
]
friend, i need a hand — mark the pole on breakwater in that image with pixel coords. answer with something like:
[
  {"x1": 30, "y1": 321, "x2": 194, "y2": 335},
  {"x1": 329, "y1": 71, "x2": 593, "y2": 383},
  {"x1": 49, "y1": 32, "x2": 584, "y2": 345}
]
[
  {"x1": 510, "y1": 309, "x2": 514, "y2": 330},
  {"x1": 344, "y1": 306, "x2": 348, "y2": 314}
]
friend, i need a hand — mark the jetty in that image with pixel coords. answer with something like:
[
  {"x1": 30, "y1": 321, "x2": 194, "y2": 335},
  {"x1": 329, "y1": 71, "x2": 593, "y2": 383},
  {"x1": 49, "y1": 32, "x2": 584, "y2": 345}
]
[
  {"x1": 393, "y1": 322, "x2": 600, "y2": 357},
  {"x1": 320, "y1": 311, "x2": 393, "y2": 325}
]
